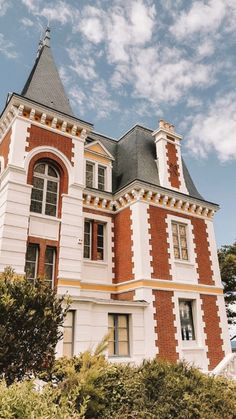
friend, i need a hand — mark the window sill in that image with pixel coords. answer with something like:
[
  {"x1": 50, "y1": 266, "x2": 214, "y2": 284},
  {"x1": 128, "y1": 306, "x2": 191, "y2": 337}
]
[
  {"x1": 30, "y1": 212, "x2": 60, "y2": 222},
  {"x1": 181, "y1": 345, "x2": 205, "y2": 351},
  {"x1": 83, "y1": 259, "x2": 108, "y2": 267}
]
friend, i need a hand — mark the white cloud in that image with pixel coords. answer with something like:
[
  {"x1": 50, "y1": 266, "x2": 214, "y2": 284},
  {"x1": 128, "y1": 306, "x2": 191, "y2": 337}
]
[
  {"x1": 170, "y1": 0, "x2": 226, "y2": 39},
  {"x1": 21, "y1": 17, "x2": 34, "y2": 27},
  {"x1": 0, "y1": 0, "x2": 10, "y2": 16},
  {"x1": 197, "y1": 40, "x2": 215, "y2": 58},
  {"x1": 0, "y1": 33, "x2": 17, "y2": 59},
  {"x1": 67, "y1": 47, "x2": 97, "y2": 80},
  {"x1": 187, "y1": 93, "x2": 236, "y2": 161},
  {"x1": 21, "y1": 0, "x2": 76, "y2": 24}
]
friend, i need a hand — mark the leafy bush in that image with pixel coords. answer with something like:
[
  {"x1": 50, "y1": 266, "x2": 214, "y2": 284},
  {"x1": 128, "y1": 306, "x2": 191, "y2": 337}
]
[
  {"x1": 42, "y1": 350, "x2": 236, "y2": 419},
  {"x1": 0, "y1": 337, "x2": 235, "y2": 418},
  {"x1": 0, "y1": 267, "x2": 69, "y2": 385}
]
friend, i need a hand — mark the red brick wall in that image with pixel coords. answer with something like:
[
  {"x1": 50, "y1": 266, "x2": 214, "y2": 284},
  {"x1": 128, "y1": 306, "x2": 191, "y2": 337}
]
[
  {"x1": 191, "y1": 218, "x2": 214, "y2": 285},
  {"x1": 166, "y1": 142, "x2": 180, "y2": 189},
  {"x1": 113, "y1": 207, "x2": 134, "y2": 283},
  {"x1": 148, "y1": 206, "x2": 172, "y2": 280},
  {"x1": 27, "y1": 125, "x2": 74, "y2": 164},
  {"x1": 111, "y1": 291, "x2": 135, "y2": 300},
  {"x1": 153, "y1": 290, "x2": 178, "y2": 362},
  {"x1": 27, "y1": 236, "x2": 59, "y2": 288},
  {"x1": 0, "y1": 129, "x2": 11, "y2": 167},
  {"x1": 201, "y1": 294, "x2": 224, "y2": 369}
]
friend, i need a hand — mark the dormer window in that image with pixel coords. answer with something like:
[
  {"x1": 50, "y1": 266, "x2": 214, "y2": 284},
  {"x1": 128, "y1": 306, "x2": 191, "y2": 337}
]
[
  {"x1": 85, "y1": 161, "x2": 107, "y2": 191},
  {"x1": 30, "y1": 162, "x2": 59, "y2": 217}
]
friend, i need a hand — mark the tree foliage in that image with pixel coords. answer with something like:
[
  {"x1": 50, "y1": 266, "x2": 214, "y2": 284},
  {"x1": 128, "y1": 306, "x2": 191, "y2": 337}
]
[
  {"x1": 218, "y1": 241, "x2": 236, "y2": 324},
  {"x1": 0, "y1": 267, "x2": 68, "y2": 385}
]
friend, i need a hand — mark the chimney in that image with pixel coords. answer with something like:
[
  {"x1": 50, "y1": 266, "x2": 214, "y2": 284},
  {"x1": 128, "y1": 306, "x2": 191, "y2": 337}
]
[{"x1": 152, "y1": 120, "x2": 188, "y2": 194}]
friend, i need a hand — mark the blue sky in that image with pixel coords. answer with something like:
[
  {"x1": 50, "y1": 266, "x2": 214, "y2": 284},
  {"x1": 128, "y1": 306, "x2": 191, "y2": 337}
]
[{"x1": 0, "y1": 0, "x2": 235, "y2": 247}]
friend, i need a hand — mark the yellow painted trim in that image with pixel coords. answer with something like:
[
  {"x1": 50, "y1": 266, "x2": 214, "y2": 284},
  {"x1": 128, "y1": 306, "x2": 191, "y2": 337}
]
[
  {"x1": 58, "y1": 279, "x2": 81, "y2": 287},
  {"x1": 84, "y1": 151, "x2": 110, "y2": 165},
  {"x1": 58, "y1": 278, "x2": 223, "y2": 295}
]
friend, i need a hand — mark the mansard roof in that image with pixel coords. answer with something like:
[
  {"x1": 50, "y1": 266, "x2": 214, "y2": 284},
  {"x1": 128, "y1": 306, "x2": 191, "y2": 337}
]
[
  {"x1": 87, "y1": 125, "x2": 204, "y2": 200},
  {"x1": 21, "y1": 28, "x2": 73, "y2": 117}
]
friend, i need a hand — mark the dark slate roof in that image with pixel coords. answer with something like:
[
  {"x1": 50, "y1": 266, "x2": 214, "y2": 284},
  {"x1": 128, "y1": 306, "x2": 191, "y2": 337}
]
[
  {"x1": 87, "y1": 125, "x2": 204, "y2": 200},
  {"x1": 21, "y1": 30, "x2": 73, "y2": 116}
]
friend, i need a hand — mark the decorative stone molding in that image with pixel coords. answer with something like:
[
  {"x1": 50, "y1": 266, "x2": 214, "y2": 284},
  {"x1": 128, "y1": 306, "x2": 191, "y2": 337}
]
[{"x1": 83, "y1": 185, "x2": 218, "y2": 220}]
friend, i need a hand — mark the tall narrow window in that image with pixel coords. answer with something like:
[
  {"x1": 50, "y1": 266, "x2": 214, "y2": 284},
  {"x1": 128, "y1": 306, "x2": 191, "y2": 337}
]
[
  {"x1": 98, "y1": 165, "x2": 105, "y2": 191},
  {"x1": 84, "y1": 220, "x2": 92, "y2": 259},
  {"x1": 172, "y1": 222, "x2": 188, "y2": 260},
  {"x1": 97, "y1": 223, "x2": 104, "y2": 260},
  {"x1": 63, "y1": 311, "x2": 74, "y2": 357},
  {"x1": 108, "y1": 314, "x2": 129, "y2": 357},
  {"x1": 44, "y1": 247, "x2": 56, "y2": 287},
  {"x1": 86, "y1": 162, "x2": 94, "y2": 188},
  {"x1": 30, "y1": 163, "x2": 59, "y2": 217},
  {"x1": 179, "y1": 301, "x2": 195, "y2": 341},
  {"x1": 25, "y1": 244, "x2": 38, "y2": 281}
]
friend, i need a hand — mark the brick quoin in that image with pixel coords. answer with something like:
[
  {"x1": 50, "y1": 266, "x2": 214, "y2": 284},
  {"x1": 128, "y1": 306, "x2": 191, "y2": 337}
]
[
  {"x1": 201, "y1": 294, "x2": 224, "y2": 369},
  {"x1": 27, "y1": 125, "x2": 74, "y2": 164},
  {"x1": 0, "y1": 128, "x2": 11, "y2": 167},
  {"x1": 148, "y1": 206, "x2": 172, "y2": 280},
  {"x1": 166, "y1": 142, "x2": 180, "y2": 189},
  {"x1": 191, "y1": 218, "x2": 214, "y2": 285},
  {"x1": 153, "y1": 290, "x2": 178, "y2": 362},
  {"x1": 148, "y1": 205, "x2": 214, "y2": 285},
  {"x1": 27, "y1": 236, "x2": 59, "y2": 288},
  {"x1": 113, "y1": 207, "x2": 134, "y2": 283}
]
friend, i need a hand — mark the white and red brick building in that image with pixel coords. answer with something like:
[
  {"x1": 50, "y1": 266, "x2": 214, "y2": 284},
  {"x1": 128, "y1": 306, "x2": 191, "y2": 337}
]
[{"x1": 0, "y1": 29, "x2": 231, "y2": 371}]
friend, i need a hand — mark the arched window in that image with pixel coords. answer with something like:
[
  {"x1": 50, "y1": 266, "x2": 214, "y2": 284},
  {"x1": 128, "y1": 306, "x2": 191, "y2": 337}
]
[{"x1": 30, "y1": 162, "x2": 59, "y2": 217}]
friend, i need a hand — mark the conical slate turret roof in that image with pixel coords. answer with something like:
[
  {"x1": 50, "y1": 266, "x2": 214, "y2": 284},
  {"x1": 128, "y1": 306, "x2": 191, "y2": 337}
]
[{"x1": 21, "y1": 28, "x2": 73, "y2": 116}]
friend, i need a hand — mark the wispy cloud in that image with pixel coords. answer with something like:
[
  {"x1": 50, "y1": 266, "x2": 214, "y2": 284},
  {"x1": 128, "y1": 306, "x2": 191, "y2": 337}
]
[
  {"x1": 21, "y1": 0, "x2": 76, "y2": 24},
  {"x1": 0, "y1": 0, "x2": 10, "y2": 17},
  {"x1": 187, "y1": 92, "x2": 236, "y2": 161},
  {"x1": 0, "y1": 33, "x2": 17, "y2": 59}
]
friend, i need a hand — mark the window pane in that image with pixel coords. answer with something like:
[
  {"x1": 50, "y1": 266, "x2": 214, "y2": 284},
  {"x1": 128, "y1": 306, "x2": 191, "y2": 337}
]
[
  {"x1": 46, "y1": 191, "x2": 57, "y2": 205},
  {"x1": 179, "y1": 301, "x2": 195, "y2": 341},
  {"x1": 108, "y1": 341, "x2": 115, "y2": 356},
  {"x1": 45, "y1": 264, "x2": 53, "y2": 280},
  {"x1": 63, "y1": 343, "x2": 73, "y2": 358},
  {"x1": 98, "y1": 166, "x2": 105, "y2": 191},
  {"x1": 64, "y1": 311, "x2": 73, "y2": 326},
  {"x1": 33, "y1": 176, "x2": 44, "y2": 189},
  {"x1": 31, "y1": 188, "x2": 43, "y2": 201},
  {"x1": 26, "y1": 244, "x2": 37, "y2": 261},
  {"x1": 45, "y1": 204, "x2": 57, "y2": 216},
  {"x1": 83, "y1": 246, "x2": 90, "y2": 259},
  {"x1": 108, "y1": 315, "x2": 114, "y2": 327},
  {"x1": 118, "y1": 341, "x2": 128, "y2": 355},
  {"x1": 64, "y1": 327, "x2": 73, "y2": 342},
  {"x1": 34, "y1": 163, "x2": 45, "y2": 174},
  {"x1": 30, "y1": 200, "x2": 42, "y2": 214},
  {"x1": 25, "y1": 244, "x2": 38, "y2": 280},
  {"x1": 86, "y1": 163, "x2": 94, "y2": 188},
  {"x1": 48, "y1": 166, "x2": 58, "y2": 178},
  {"x1": 119, "y1": 328, "x2": 128, "y2": 341},
  {"x1": 47, "y1": 180, "x2": 58, "y2": 193},
  {"x1": 118, "y1": 315, "x2": 128, "y2": 328},
  {"x1": 182, "y1": 249, "x2": 188, "y2": 260},
  {"x1": 63, "y1": 311, "x2": 74, "y2": 357},
  {"x1": 97, "y1": 249, "x2": 104, "y2": 260},
  {"x1": 45, "y1": 247, "x2": 54, "y2": 264},
  {"x1": 84, "y1": 221, "x2": 91, "y2": 258}
]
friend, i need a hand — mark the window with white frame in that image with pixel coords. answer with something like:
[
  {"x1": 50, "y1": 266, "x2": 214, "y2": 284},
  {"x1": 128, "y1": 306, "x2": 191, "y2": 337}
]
[
  {"x1": 108, "y1": 314, "x2": 129, "y2": 357},
  {"x1": 25, "y1": 243, "x2": 38, "y2": 281},
  {"x1": 30, "y1": 163, "x2": 59, "y2": 217},
  {"x1": 44, "y1": 247, "x2": 56, "y2": 287},
  {"x1": 171, "y1": 222, "x2": 188, "y2": 260},
  {"x1": 85, "y1": 160, "x2": 107, "y2": 191},
  {"x1": 98, "y1": 165, "x2": 105, "y2": 191},
  {"x1": 179, "y1": 300, "x2": 195, "y2": 341},
  {"x1": 63, "y1": 310, "x2": 75, "y2": 357},
  {"x1": 85, "y1": 162, "x2": 94, "y2": 188},
  {"x1": 83, "y1": 220, "x2": 105, "y2": 261},
  {"x1": 83, "y1": 220, "x2": 92, "y2": 259}
]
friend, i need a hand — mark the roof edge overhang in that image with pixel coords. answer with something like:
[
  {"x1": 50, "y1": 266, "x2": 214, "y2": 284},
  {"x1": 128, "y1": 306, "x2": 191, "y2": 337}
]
[
  {"x1": 0, "y1": 93, "x2": 93, "y2": 131},
  {"x1": 114, "y1": 179, "x2": 219, "y2": 211}
]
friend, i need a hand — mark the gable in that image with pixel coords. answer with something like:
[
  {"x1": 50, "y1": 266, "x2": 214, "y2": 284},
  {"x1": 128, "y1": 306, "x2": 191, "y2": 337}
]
[{"x1": 85, "y1": 141, "x2": 114, "y2": 161}]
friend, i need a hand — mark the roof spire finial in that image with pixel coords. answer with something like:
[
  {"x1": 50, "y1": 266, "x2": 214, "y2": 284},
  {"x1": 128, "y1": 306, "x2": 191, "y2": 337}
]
[{"x1": 43, "y1": 26, "x2": 50, "y2": 47}]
